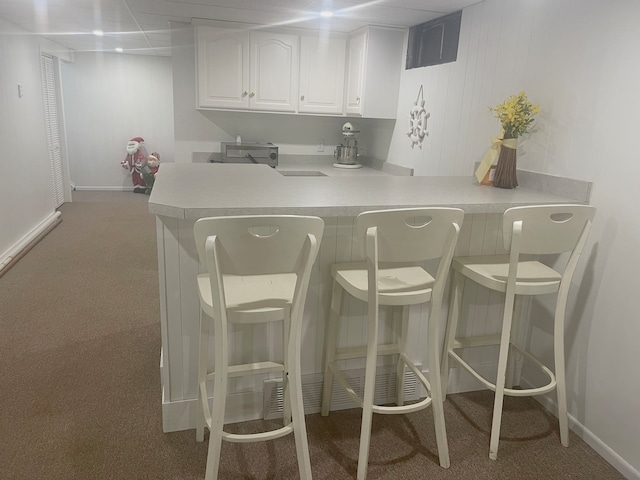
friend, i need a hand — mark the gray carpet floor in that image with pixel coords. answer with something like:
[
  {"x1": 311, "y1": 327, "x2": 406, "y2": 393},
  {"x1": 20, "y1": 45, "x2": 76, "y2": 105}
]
[{"x1": 0, "y1": 191, "x2": 624, "y2": 479}]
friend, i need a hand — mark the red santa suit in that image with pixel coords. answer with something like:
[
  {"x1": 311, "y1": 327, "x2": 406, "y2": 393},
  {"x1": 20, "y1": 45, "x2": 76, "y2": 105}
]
[{"x1": 121, "y1": 136, "x2": 149, "y2": 193}]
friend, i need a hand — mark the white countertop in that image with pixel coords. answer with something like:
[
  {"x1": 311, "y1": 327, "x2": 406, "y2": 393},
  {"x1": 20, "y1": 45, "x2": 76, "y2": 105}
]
[
  {"x1": 148, "y1": 163, "x2": 583, "y2": 219},
  {"x1": 276, "y1": 158, "x2": 390, "y2": 177}
]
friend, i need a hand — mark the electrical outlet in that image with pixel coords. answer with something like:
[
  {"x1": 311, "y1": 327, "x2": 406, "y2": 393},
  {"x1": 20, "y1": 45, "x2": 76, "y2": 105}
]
[{"x1": 317, "y1": 140, "x2": 324, "y2": 152}]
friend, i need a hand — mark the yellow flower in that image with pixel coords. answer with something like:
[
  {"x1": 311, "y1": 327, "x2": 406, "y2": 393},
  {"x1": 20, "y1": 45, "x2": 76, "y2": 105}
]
[{"x1": 488, "y1": 91, "x2": 540, "y2": 139}]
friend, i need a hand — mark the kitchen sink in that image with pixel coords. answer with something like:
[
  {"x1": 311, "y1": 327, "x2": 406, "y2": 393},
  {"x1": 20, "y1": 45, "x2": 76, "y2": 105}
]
[{"x1": 278, "y1": 170, "x2": 327, "y2": 177}]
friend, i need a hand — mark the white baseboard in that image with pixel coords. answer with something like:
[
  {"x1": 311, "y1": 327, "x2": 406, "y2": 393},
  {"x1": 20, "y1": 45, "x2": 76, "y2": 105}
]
[
  {"x1": 162, "y1": 389, "x2": 263, "y2": 433},
  {"x1": 0, "y1": 211, "x2": 61, "y2": 271},
  {"x1": 74, "y1": 186, "x2": 134, "y2": 191},
  {"x1": 520, "y1": 378, "x2": 639, "y2": 480}
]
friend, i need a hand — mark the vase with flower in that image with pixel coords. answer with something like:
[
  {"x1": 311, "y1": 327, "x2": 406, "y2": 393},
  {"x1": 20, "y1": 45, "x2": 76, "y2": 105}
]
[{"x1": 475, "y1": 91, "x2": 540, "y2": 189}]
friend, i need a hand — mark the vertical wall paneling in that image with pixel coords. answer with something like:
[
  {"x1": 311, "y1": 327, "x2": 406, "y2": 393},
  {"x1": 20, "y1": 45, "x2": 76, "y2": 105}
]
[
  {"x1": 460, "y1": 4, "x2": 493, "y2": 170},
  {"x1": 313, "y1": 217, "x2": 338, "y2": 374},
  {"x1": 156, "y1": 217, "x2": 170, "y2": 403},
  {"x1": 436, "y1": 13, "x2": 471, "y2": 176},
  {"x1": 160, "y1": 216, "x2": 185, "y2": 402},
  {"x1": 61, "y1": 53, "x2": 174, "y2": 189},
  {"x1": 453, "y1": 7, "x2": 482, "y2": 176},
  {"x1": 428, "y1": 64, "x2": 450, "y2": 176},
  {"x1": 177, "y1": 220, "x2": 200, "y2": 399}
]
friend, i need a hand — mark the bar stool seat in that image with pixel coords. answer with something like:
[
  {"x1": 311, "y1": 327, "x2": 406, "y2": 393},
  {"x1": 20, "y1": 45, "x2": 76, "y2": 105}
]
[
  {"x1": 454, "y1": 255, "x2": 562, "y2": 294},
  {"x1": 441, "y1": 204, "x2": 596, "y2": 461},
  {"x1": 333, "y1": 263, "x2": 435, "y2": 302},
  {"x1": 194, "y1": 215, "x2": 324, "y2": 480},
  {"x1": 321, "y1": 207, "x2": 464, "y2": 479}
]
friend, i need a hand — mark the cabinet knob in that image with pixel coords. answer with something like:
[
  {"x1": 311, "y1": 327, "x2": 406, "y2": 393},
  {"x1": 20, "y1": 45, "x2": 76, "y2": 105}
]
[
  {"x1": 356, "y1": 96, "x2": 361, "y2": 104},
  {"x1": 249, "y1": 91, "x2": 255, "y2": 98},
  {"x1": 300, "y1": 95, "x2": 305, "y2": 101},
  {"x1": 241, "y1": 91, "x2": 248, "y2": 97}
]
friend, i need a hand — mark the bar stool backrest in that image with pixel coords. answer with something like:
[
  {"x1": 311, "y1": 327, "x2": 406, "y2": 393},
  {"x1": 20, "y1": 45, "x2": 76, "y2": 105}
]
[
  {"x1": 502, "y1": 205, "x2": 596, "y2": 255},
  {"x1": 194, "y1": 215, "x2": 325, "y2": 275},
  {"x1": 356, "y1": 207, "x2": 465, "y2": 263}
]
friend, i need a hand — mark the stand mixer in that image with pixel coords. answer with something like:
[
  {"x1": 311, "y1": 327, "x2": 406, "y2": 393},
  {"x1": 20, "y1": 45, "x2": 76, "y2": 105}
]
[{"x1": 333, "y1": 122, "x2": 363, "y2": 169}]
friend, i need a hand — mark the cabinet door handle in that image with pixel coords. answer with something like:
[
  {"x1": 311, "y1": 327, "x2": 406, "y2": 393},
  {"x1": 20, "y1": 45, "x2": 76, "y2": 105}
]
[
  {"x1": 249, "y1": 91, "x2": 255, "y2": 98},
  {"x1": 356, "y1": 96, "x2": 361, "y2": 104},
  {"x1": 241, "y1": 91, "x2": 248, "y2": 97},
  {"x1": 300, "y1": 95, "x2": 305, "y2": 101}
]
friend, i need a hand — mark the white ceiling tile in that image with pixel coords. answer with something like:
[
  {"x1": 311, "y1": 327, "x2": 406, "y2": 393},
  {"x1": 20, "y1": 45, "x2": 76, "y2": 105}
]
[{"x1": 0, "y1": 0, "x2": 482, "y2": 55}]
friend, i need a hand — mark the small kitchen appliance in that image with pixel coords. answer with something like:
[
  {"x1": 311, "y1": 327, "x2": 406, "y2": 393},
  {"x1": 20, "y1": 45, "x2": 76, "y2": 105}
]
[
  {"x1": 217, "y1": 142, "x2": 278, "y2": 167},
  {"x1": 334, "y1": 122, "x2": 363, "y2": 169}
]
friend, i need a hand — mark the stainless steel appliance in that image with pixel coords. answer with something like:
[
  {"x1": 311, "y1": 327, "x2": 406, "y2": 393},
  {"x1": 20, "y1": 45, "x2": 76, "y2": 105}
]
[
  {"x1": 334, "y1": 122, "x2": 363, "y2": 169},
  {"x1": 217, "y1": 142, "x2": 278, "y2": 167}
]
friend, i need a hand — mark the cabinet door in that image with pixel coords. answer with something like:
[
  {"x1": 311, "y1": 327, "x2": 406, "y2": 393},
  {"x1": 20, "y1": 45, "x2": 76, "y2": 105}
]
[
  {"x1": 250, "y1": 32, "x2": 299, "y2": 112},
  {"x1": 299, "y1": 36, "x2": 346, "y2": 115},
  {"x1": 196, "y1": 27, "x2": 249, "y2": 109},
  {"x1": 345, "y1": 31, "x2": 366, "y2": 116}
]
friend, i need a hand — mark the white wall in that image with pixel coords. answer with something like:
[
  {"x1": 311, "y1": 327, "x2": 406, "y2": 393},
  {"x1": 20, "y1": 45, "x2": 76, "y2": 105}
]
[
  {"x1": 169, "y1": 21, "x2": 393, "y2": 163},
  {"x1": 61, "y1": 53, "x2": 174, "y2": 189},
  {"x1": 386, "y1": 0, "x2": 640, "y2": 477},
  {"x1": 0, "y1": 18, "x2": 71, "y2": 264}
]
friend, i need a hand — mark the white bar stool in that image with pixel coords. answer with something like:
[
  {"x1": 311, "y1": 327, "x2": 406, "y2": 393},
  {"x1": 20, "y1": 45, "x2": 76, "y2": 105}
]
[
  {"x1": 193, "y1": 215, "x2": 324, "y2": 480},
  {"x1": 441, "y1": 204, "x2": 596, "y2": 460},
  {"x1": 321, "y1": 207, "x2": 464, "y2": 479}
]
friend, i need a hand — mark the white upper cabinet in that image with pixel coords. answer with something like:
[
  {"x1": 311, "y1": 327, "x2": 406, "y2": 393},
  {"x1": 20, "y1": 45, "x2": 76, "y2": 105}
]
[
  {"x1": 345, "y1": 31, "x2": 366, "y2": 115},
  {"x1": 299, "y1": 35, "x2": 346, "y2": 115},
  {"x1": 250, "y1": 31, "x2": 299, "y2": 112},
  {"x1": 196, "y1": 24, "x2": 403, "y2": 118},
  {"x1": 196, "y1": 27, "x2": 298, "y2": 112},
  {"x1": 196, "y1": 28, "x2": 250, "y2": 109},
  {"x1": 345, "y1": 26, "x2": 405, "y2": 119}
]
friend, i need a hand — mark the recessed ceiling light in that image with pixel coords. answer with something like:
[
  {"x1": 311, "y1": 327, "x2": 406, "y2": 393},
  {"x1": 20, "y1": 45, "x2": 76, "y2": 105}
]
[
  {"x1": 320, "y1": 10, "x2": 333, "y2": 18},
  {"x1": 115, "y1": 47, "x2": 123, "y2": 53},
  {"x1": 92, "y1": 29, "x2": 104, "y2": 36}
]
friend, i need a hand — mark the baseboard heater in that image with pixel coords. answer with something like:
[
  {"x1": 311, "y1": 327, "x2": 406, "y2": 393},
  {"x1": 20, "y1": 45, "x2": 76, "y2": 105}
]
[{"x1": 263, "y1": 364, "x2": 423, "y2": 420}]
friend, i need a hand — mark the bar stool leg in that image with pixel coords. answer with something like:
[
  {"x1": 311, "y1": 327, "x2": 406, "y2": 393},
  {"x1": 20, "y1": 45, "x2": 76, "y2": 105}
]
[
  {"x1": 489, "y1": 289, "x2": 517, "y2": 461},
  {"x1": 427, "y1": 299, "x2": 450, "y2": 468},
  {"x1": 205, "y1": 318, "x2": 228, "y2": 480},
  {"x1": 441, "y1": 271, "x2": 464, "y2": 401},
  {"x1": 321, "y1": 280, "x2": 343, "y2": 416},
  {"x1": 282, "y1": 314, "x2": 292, "y2": 426},
  {"x1": 288, "y1": 328, "x2": 313, "y2": 479},
  {"x1": 196, "y1": 310, "x2": 209, "y2": 443},
  {"x1": 505, "y1": 295, "x2": 523, "y2": 390},
  {"x1": 357, "y1": 297, "x2": 379, "y2": 480},
  {"x1": 555, "y1": 291, "x2": 570, "y2": 447},
  {"x1": 395, "y1": 306, "x2": 408, "y2": 406}
]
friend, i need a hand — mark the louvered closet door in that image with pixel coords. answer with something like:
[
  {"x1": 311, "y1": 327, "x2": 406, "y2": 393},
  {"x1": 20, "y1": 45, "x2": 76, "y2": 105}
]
[{"x1": 41, "y1": 54, "x2": 64, "y2": 208}]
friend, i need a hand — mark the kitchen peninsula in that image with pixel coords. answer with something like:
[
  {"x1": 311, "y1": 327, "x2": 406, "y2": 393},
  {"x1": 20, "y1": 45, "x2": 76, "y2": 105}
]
[{"x1": 149, "y1": 162, "x2": 590, "y2": 432}]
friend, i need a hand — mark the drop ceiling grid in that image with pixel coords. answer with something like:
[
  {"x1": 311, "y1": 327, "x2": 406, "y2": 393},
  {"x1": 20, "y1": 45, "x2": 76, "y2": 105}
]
[{"x1": 0, "y1": 0, "x2": 484, "y2": 55}]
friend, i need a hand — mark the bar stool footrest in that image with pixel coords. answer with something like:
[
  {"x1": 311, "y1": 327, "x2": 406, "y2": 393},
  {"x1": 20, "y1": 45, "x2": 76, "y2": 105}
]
[
  {"x1": 328, "y1": 354, "x2": 435, "y2": 415},
  {"x1": 222, "y1": 425, "x2": 295, "y2": 443},
  {"x1": 335, "y1": 343, "x2": 400, "y2": 361},
  {"x1": 205, "y1": 361, "x2": 284, "y2": 380},
  {"x1": 448, "y1": 343, "x2": 557, "y2": 396}
]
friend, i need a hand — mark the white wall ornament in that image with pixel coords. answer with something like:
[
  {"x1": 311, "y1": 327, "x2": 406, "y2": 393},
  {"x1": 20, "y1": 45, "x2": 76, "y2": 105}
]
[{"x1": 407, "y1": 85, "x2": 430, "y2": 149}]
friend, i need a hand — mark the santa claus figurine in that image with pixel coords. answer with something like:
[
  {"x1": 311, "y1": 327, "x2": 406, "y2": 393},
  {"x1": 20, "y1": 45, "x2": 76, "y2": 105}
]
[
  {"x1": 139, "y1": 152, "x2": 160, "y2": 194},
  {"x1": 121, "y1": 136, "x2": 149, "y2": 193}
]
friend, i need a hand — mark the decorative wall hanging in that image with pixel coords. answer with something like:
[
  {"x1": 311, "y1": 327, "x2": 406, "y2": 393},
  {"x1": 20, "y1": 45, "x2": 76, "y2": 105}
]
[{"x1": 407, "y1": 85, "x2": 430, "y2": 149}]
